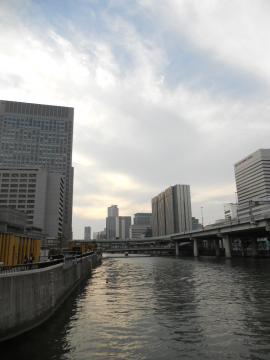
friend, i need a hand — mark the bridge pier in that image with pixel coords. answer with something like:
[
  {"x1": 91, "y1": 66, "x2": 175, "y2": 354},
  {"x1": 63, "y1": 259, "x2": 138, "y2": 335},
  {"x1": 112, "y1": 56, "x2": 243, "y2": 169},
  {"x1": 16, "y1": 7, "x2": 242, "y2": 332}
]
[
  {"x1": 175, "y1": 243, "x2": 179, "y2": 256},
  {"x1": 223, "y1": 235, "x2": 231, "y2": 258},
  {"x1": 214, "y1": 239, "x2": 220, "y2": 257},
  {"x1": 251, "y1": 238, "x2": 258, "y2": 257},
  {"x1": 193, "y1": 238, "x2": 199, "y2": 257}
]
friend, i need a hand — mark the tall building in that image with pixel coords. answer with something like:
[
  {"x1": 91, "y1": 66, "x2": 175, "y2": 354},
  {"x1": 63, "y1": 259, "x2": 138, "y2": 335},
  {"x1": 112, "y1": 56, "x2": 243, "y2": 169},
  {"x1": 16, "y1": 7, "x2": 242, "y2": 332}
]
[
  {"x1": 84, "y1": 226, "x2": 91, "y2": 241},
  {"x1": 0, "y1": 167, "x2": 64, "y2": 240},
  {"x1": 151, "y1": 184, "x2": 192, "y2": 236},
  {"x1": 108, "y1": 205, "x2": 119, "y2": 217},
  {"x1": 134, "y1": 213, "x2": 152, "y2": 225},
  {"x1": 119, "y1": 216, "x2": 131, "y2": 240},
  {"x1": 106, "y1": 205, "x2": 119, "y2": 240},
  {"x1": 235, "y1": 149, "x2": 270, "y2": 219},
  {"x1": 129, "y1": 212, "x2": 152, "y2": 240},
  {"x1": 0, "y1": 100, "x2": 74, "y2": 243}
]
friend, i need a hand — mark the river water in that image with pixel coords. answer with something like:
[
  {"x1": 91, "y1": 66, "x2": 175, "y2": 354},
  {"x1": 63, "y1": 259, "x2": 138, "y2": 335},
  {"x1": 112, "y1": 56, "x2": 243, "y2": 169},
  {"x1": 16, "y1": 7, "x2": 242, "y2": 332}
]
[{"x1": 3, "y1": 255, "x2": 270, "y2": 360}]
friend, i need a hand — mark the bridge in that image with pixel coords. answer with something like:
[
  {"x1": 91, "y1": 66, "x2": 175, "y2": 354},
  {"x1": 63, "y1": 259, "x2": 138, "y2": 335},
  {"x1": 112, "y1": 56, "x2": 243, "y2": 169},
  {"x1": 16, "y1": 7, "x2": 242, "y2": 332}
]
[
  {"x1": 94, "y1": 212, "x2": 270, "y2": 258},
  {"x1": 94, "y1": 238, "x2": 176, "y2": 256}
]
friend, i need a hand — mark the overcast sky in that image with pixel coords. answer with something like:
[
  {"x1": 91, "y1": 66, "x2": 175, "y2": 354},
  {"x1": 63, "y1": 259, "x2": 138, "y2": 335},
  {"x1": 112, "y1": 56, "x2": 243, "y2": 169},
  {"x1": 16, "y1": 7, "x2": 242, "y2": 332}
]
[{"x1": 1, "y1": 0, "x2": 270, "y2": 238}]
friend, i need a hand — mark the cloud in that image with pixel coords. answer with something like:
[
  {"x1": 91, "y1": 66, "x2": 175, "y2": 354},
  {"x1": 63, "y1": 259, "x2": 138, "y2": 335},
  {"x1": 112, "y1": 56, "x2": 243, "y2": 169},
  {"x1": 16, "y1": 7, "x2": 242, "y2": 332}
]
[
  {"x1": 1, "y1": 0, "x2": 270, "y2": 235},
  {"x1": 141, "y1": 0, "x2": 270, "y2": 84}
]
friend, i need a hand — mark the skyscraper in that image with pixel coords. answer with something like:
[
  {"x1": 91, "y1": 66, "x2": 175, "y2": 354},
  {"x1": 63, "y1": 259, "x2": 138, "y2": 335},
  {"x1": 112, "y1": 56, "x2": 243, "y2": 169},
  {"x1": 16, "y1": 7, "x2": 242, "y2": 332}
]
[
  {"x1": 119, "y1": 216, "x2": 131, "y2": 240},
  {"x1": 84, "y1": 226, "x2": 91, "y2": 241},
  {"x1": 106, "y1": 205, "x2": 119, "y2": 240},
  {"x1": 235, "y1": 149, "x2": 270, "y2": 219},
  {"x1": 107, "y1": 205, "x2": 119, "y2": 217},
  {"x1": 0, "y1": 100, "x2": 74, "y2": 243},
  {"x1": 151, "y1": 184, "x2": 192, "y2": 236}
]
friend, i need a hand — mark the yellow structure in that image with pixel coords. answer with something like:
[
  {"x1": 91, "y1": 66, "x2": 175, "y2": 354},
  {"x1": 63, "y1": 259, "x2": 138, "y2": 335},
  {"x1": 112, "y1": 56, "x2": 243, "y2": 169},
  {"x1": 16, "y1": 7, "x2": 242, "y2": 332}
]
[{"x1": 0, "y1": 233, "x2": 41, "y2": 266}]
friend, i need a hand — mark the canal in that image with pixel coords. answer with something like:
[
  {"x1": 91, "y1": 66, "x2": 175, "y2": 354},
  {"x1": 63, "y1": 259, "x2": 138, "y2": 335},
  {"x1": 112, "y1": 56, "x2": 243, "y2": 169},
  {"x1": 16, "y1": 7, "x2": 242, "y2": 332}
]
[{"x1": 2, "y1": 255, "x2": 270, "y2": 359}]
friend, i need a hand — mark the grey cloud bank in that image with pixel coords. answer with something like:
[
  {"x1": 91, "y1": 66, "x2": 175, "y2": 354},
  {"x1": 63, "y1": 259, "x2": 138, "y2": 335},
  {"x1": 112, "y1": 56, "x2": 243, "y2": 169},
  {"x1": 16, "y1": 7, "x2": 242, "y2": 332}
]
[{"x1": 0, "y1": 0, "x2": 270, "y2": 236}]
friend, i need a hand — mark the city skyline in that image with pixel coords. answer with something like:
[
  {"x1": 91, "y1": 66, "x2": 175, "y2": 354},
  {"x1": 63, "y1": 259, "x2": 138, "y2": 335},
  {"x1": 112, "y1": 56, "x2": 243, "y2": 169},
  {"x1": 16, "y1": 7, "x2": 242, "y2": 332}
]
[{"x1": 1, "y1": 1, "x2": 270, "y2": 237}]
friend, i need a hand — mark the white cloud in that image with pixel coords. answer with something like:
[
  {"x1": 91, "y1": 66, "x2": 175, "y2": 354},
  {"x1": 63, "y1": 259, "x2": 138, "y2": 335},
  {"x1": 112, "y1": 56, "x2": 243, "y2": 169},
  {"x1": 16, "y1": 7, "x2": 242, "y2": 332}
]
[
  {"x1": 141, "y1": 0, "x2": 270, "y2": 83},
  {"x1": 1, "y1": 0, "x2": 270, "y2": 234}
]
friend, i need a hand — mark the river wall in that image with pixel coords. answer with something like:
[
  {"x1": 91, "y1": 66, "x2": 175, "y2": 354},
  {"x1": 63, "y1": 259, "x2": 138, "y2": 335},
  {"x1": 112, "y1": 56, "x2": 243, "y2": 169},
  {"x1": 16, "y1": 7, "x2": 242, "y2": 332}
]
[{"x1": 0, "y1": 253, "x2": 101, "y2": 342}]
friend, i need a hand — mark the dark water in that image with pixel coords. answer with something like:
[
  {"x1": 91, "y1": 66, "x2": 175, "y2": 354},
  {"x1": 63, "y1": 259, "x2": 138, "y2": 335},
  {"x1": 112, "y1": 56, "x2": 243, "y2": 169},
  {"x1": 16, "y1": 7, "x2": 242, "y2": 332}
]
[{"x1": 2, "y1": 256, "x2": 270, "y2": 360}]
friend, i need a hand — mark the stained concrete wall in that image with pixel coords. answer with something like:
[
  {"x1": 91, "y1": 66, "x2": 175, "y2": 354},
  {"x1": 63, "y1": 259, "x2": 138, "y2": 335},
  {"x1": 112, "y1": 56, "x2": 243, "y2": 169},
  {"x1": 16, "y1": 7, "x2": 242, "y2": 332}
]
[{"x1": 0, "y1": 253, "x2": 101, "y2": 342}]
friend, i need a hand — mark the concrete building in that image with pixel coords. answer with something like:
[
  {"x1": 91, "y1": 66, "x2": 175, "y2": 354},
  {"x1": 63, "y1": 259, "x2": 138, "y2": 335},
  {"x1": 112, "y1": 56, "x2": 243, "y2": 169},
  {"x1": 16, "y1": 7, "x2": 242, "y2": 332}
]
[
  {"x1": 106, "y1": 205, "x2": 119, "y2": 240},
  {"x1": 119, "y1": 216, "x2": 131, "y2": 240},
  {"x1": 94, "y1": 229, "x2": 106, "y2": 241},
  {"x1": 134, "y1": 213, "x2": 152, "y2": 226},
  {"x1": 235, "y1": 149, "x2": 270, "y2": 220},
  {"x1": 129, "y1": 212, "x2": 152, "y2": 240},
  {"x1": 192, "y1": 217, "x2": 203, "y2": 231},
  {"x1": 129, "y1": 224, "x2": 152, "y2": 239},
  {"x1": 0, "y1": 167, "x2": 64, "y2": 242},
  {"x1": 151, "y1": 184, "x2": 192, "y2": 236},
  {"x1": 224, "y1": 203, "x2": 238, "y2": 221},
  {"x1": 84, "y1": 226, "x2": 91, "y2": 241},
  {"x1": 0, "y1": 100, "x2": 74, "y2": 243},
  {"x1": 108, "y1": 205, "x2": 119, "y2": 217}
]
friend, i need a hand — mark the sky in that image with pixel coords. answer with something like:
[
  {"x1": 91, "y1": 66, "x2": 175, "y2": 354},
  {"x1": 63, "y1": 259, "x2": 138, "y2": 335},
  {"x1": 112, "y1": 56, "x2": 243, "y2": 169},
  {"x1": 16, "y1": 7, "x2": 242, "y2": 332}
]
[{"x1": 1, "y1": 0, "x2": 270, "y2": 238}]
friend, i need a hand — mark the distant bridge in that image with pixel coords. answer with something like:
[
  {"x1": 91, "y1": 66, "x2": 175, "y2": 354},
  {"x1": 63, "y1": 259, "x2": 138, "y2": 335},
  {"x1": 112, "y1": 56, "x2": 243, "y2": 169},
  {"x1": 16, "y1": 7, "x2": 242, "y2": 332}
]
[{"x1": 92, "y1": 212, "x2": 270, "y2": 258}]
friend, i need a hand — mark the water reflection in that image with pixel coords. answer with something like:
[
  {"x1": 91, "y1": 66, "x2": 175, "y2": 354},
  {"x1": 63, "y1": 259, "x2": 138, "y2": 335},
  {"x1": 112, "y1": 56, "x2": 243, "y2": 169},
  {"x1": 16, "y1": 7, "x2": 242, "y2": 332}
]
[{"x1": 2, "y1": 257, "x2": 270, "y2": 360}]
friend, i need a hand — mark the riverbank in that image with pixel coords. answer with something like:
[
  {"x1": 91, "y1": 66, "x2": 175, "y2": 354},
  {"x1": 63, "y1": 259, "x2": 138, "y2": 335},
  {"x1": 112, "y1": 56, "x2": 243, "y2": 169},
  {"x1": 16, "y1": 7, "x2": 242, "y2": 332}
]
[{"x1": 0, "y1": 252, "x2": 101, "y2": 342}]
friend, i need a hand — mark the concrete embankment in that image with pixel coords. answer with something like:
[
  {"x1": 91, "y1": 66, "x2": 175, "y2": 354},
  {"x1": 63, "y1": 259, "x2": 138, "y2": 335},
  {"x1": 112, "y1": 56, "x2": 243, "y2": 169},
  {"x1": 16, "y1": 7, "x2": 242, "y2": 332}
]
[{"x1": 0, "y1": 253, "x2": 101, "y2": 342}]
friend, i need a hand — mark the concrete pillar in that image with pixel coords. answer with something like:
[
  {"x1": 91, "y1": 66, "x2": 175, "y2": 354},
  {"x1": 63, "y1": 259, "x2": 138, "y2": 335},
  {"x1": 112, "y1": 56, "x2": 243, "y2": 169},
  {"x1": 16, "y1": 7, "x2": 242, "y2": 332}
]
[
  {"x1": 193, "y1": 238, "x2": 199, "y2": 257},
  {"x1": 214, "y1": 238, "x2": 220, "y2": 257},
  {"x1": 251, "y1": 238, "x2": 258, "y2": 257},
  {"x1": 223, "y1": 235, "x2": 231, "y2": 258},
  {"x1": 175, "y1": 243, "x2": 179, "y2": 256}
]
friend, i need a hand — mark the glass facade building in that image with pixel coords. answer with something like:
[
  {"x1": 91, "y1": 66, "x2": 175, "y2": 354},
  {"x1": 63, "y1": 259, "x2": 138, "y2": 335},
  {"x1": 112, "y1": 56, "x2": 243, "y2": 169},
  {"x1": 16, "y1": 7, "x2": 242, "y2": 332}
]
[{"x1": 0, "y1": 100, "x2": 74, "y2": 243}]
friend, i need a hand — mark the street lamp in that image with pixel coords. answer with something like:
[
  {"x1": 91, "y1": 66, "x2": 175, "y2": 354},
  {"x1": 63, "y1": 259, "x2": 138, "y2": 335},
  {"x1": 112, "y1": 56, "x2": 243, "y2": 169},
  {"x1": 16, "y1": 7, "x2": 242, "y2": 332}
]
[{"x1": 200, "y1": 206, "x2": 204, "y2": 228}]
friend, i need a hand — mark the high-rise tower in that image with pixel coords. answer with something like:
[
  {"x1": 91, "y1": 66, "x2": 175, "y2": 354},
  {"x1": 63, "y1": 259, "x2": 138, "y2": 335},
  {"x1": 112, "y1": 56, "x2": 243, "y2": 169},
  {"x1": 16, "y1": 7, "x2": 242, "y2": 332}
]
[
  {"x1": 151, "y1": 184, "x2": 192, "y2": 236},
  {"x1": 235, "y1": 149, "x2": 270, "y2": 219},
  {"x1": 0, "y1": 100, "x2": 74, "y2": 243},
  {"x1": 106, "y1": 205, "x2": 119, "y2": 240}
]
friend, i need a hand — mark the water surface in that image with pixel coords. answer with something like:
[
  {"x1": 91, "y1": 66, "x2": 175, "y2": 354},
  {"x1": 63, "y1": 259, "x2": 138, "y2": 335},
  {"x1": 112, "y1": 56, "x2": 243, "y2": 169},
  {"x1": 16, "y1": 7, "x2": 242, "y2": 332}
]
[{"x1": 3, "y1": 256, "x2": 270, "y2": 360}]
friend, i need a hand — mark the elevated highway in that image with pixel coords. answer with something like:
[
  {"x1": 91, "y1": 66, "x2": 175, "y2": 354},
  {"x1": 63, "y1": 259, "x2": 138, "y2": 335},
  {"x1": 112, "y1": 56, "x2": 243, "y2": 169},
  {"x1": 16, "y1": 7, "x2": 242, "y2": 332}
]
[{"x1": 94, "y1": 212, "x2": 270, "y2": 258}]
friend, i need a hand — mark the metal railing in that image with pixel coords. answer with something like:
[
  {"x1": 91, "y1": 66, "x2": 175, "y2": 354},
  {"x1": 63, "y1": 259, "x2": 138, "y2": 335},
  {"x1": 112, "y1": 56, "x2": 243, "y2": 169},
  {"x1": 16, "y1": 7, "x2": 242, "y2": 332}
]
[
  {"x1": 0, "y1": 259, "x2": 64, "y2": 274},
  {"x1": 0, "y1": 251, "x2": 96, "y2": 274}
]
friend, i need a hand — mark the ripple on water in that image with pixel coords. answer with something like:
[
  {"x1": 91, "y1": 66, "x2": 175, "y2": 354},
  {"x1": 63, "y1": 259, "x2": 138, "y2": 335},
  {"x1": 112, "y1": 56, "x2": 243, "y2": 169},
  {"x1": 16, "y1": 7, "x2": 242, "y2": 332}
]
[{"x1": 3, "y1": 257, "x2": 270, "y2": 360}]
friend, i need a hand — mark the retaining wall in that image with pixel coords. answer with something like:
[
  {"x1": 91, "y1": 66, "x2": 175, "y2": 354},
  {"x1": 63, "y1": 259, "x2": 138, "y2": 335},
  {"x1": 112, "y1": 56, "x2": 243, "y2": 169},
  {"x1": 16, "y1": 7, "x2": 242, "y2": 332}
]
[{"x1": 0, "y1": 253, "x2": 101, "y2": 342}]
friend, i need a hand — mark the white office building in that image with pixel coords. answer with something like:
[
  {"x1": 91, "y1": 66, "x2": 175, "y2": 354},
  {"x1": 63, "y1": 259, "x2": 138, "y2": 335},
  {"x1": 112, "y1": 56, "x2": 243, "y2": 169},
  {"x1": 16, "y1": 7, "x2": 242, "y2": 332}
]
[
  {"x1": 235, "y1": 149, "x2": 270, "y2": 220},
  {"x1": 0, "y1": 167, "x2": 64, "y2": 240}
]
